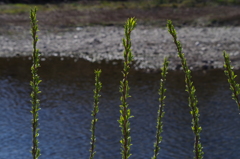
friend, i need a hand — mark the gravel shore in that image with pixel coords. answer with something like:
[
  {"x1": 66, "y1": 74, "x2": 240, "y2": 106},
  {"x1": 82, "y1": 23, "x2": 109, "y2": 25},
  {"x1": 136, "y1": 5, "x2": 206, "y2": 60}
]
[{"x1": 1, "y1": 25, "x2": 240, "y2": 71}]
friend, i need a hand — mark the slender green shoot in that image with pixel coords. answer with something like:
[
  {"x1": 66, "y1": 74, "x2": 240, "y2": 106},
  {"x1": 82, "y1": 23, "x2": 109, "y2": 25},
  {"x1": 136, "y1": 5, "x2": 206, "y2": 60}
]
[
  {"x1": 223, "y1": 51, "x2": 240, "y2": 110},
  {"x1": 152, "y1": 57, "x2": 169, "y2": 159},
  {"x1": 89, "y1": 69, "x2": 102, "y2": 159},
  {"x1": 30, "y1": 7, "x2": 41, "y2": 159},
  {"x1": 118, "y1": 17, "x2": 137, "y2": 159},
  {"x1": 167, "y1": 20, "x2": 204, "y2": 159}
]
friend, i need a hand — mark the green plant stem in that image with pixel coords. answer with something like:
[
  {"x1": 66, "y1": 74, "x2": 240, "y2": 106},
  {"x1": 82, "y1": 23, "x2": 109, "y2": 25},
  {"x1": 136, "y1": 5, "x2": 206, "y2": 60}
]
[
  {"x1": 152, "y1": 57, "x2": 169, "y2": 159},
  {"x1": 30, "y1": 7, "x2": 41, "y2": 159},
  {"x1": 167, "y1": 20, "x2": 203, "y2": 159},
  {"x1": 223, "y1": 51, "x2": 240, "y2": 110},
  {"x1": 89, "y1": 69, "x2": 102, "y2": 159},
  {"x1": 118, "y1": 17, "x2": 136, "y2": 159}
]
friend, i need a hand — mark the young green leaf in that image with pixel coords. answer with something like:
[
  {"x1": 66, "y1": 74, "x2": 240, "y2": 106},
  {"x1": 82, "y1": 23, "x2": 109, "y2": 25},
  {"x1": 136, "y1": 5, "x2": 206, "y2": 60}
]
[
  {"x1": 167, "y1": 20, "x2": 204, "y2": 159},
  {"x1": 118, "y1": 17, "x2": 136, "y2": 159},
  {"x1": 152, "y1": 57, "x2": 169, "y2": 159},
  {"x1": 223, "y1": 51, "x2": 240, "y2": 110},
  {"x1": 30, "y1": 7, "x2": 41, "y2": 159},
  {"x1": 89, "y1": 69, "x2": 102, "y2": 159}
]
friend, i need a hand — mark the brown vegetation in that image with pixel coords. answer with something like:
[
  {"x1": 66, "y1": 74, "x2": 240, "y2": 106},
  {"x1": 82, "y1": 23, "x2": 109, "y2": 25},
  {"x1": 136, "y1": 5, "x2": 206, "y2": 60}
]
[{"x1": 1, "y1": 4, "x2": 240, "y2": 34}]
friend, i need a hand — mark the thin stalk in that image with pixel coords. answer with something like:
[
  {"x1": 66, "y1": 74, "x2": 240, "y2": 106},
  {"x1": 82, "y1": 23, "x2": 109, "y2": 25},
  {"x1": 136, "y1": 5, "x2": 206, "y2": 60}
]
[
  {"x1": 167, "y1": 20, "x2": 204, "y2": 159},
  {"x1": 118, "y1": 17, "x2": 137, "y2": 159},
  {"x1": 223, "y1": 51, "x2": 240, "y2": 110},
  {"x1": 89, "y1": 69, "x2": 102, "y2": 159},
  {"x1": 30, "y1": 7, "x2": 41, "y2": 159},
  {"x1": 152, "y1": 57, "x2": 169, "y2": 159}
]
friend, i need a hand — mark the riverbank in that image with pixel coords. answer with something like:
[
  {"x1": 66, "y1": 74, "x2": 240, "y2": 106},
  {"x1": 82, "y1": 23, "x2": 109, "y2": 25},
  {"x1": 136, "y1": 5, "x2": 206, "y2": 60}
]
[
  {"x1": 1, "y1": 25, "x2": 240, "y2": 71},
  {"x1": 1, "y1": 4, "x2": 240, "y2": 71}
]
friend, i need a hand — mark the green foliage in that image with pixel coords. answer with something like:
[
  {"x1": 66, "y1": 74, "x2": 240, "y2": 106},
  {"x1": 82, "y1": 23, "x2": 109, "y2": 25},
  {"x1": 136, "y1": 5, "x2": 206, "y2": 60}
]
[
  {"x1": 118, "y1": 17, "x2": 136, "y2": 159},
  {"x1": 30, "y1": 7, "x2": 41, "y2": 159},
  {"x1": 223, "y1": 51, "x2": 240, "y2": 110},
  {"x1": 25, "y1": 7, "x2": 240, "y2": 159},
  {"x1": 89, "y1": 69, "x2": 102, "y2": 159},
  {"x1": 152, "y1": 57, "x2": 169, "y2": 159},
  {"x1": 167, "y1": 20, "x2": 204, "y2": 159}
]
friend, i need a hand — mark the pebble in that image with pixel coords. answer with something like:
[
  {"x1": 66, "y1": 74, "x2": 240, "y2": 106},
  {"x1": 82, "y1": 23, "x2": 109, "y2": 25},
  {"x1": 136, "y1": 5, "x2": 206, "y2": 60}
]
[{"x1": 1, "y1": 26, "x2": 240, "y2": 71}]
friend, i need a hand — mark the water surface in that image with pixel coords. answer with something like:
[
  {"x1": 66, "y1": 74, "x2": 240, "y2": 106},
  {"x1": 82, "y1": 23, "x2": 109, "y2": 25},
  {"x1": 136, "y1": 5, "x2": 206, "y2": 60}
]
[{"x1": 0, "y1": 57, "x2": 240, "y2": 159}]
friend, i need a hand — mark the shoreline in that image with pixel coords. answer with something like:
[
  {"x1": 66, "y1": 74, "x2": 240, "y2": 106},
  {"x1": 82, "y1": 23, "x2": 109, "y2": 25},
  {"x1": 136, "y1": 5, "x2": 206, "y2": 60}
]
[{"x1": 1, "y1": 25, "x2": 240, "y2": 71}]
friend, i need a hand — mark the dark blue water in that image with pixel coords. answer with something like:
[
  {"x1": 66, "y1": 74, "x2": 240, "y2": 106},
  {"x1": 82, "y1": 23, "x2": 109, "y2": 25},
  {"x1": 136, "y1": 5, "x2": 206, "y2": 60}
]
[{"x1": 0, "y1": 57, "x2": 240, "y2": 159}]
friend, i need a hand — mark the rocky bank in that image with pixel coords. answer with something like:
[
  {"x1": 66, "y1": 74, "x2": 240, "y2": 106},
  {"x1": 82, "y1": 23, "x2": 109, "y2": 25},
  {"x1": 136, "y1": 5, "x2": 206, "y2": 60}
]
[{"x1": 1, "y1": 25, "x2": 240, "y2": 71}]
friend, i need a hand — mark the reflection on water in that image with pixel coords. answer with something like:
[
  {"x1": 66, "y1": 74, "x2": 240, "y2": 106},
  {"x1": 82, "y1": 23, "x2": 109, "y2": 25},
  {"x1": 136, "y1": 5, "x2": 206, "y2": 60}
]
[{"x1": 0, "y1": 57, "x2": 240, "y2": 159}]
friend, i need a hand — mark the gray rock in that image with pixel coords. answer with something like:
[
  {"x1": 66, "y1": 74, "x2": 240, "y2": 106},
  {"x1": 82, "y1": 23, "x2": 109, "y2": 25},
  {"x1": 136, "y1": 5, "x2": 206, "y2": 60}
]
[{"x1": 1, "y1": 26, "x2": 240, "y2": 71}]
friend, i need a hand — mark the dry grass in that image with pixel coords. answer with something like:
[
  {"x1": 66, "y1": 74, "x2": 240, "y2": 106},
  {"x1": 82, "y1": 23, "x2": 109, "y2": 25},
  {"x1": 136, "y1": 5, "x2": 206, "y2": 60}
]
[{"x1": 1, "y1": 2, "x2": 240, "y2": 34}]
